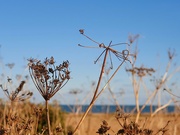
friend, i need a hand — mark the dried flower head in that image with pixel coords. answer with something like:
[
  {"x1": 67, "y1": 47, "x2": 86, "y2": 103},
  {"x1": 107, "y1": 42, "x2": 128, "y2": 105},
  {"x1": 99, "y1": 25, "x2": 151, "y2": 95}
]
[
  {"x1": 28, "y1": 56, "x2": 70, "y2": 100},
  {"x1": 128, "y1": 33, "x2": 140, "y2": 44},
  {"x1": 168, "y1": 48, "x2": 176, "y2": 60},
  {"x1": 69, "y1": 89, "x2": 82, "y2": 95},
  {"x1": 56, "y1": 124, "x2": 64, "y2": 133},
  {"x1": 6, "y1": 63, "x2": 15, "y2": 69},
  {"x1": 78, "y1": 29, "x2": 131, "y2": 69},
  {"x1": 79, "y1": 29, "x2": 84, "y2": 34},
  {"x1": 126, "y1": 66, "x2": 155, "y2": 78},
  {"x1": 1, "y1": 80, "x2": 33, "y2": 102},
  {"x1": 115, "y1": 108, "x2": 130, "y2": 120},
  {"x1": 96, "y1": 120, "x2": 111, "y2": 135}
]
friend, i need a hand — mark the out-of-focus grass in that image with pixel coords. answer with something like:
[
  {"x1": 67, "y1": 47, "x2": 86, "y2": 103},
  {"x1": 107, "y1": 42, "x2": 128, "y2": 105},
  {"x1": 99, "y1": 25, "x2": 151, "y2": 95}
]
[
  {"x1": 66, "y1": 112, "x2": 180, "y2": 135},
  {"x1": 0, "y1": 99, "x2": 66, "y2": 135}
]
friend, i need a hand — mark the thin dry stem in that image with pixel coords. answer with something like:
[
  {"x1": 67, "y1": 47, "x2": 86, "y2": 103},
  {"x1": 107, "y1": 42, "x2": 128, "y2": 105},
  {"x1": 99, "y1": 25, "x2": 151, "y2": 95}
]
[
  {"x1": 151, "y1": 100, "x2": 172, "y2": 117},
  {"x1": 72, "y1": 47, "x2": 109, "y2": 134},
  {"x1": 46, "y1": 100, "x2": 51, "y2": 135}
]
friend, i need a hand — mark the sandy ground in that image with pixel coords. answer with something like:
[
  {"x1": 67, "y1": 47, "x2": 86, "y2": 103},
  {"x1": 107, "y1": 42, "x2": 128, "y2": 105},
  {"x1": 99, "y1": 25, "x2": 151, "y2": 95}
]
[{"x1": 65, "y1": 113, "x2": 180, "y2": 135}]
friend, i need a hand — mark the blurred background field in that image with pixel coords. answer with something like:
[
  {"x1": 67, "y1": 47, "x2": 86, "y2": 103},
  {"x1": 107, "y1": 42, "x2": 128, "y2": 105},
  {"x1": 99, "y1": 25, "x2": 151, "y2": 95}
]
[
  {"x1": 0, "y1": 100, "x2": 180, "y2": 135},
  {"x1": 65, "y1": 113, "x2": 180, "y2": 135}
]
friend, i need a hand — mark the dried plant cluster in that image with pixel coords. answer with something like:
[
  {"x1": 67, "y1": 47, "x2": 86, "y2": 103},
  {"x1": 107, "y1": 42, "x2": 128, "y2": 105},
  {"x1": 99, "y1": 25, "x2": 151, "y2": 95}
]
[
  {"x1": 96, "y1": 109, "x2": 170, "y2": 135},
  {"x1": 0, "y1": 30, "x2": 180, "y2": 135},
  {"x1": 0, "y1": 67, "x2": 35, "y2": 134},
  {"x1": 126, "y1": 66, "x2": 155, "y2": 78},
  {"x1": 0, "y1": 100, "x2": 66, "y2": 135},
  {"x1": 125, "y1": 46, "x2": 180, "y2": 124},
  {"x1": 28, "y1": 57, "x2": 70, "y2": 100},
  {"x1": 28, "y1": 56, "x2": 70, "y2": 134},
  {"x1": 0, "y1": 80, "x2": 33, "y2": 102},
  {"x1": 0, "y1": 57, "x2": 70, "y2": 135},
  {"x1": 71, "y1": 29, "x2": 132, "y2": 135},
  {"x1": 2, "y1": 112, "x2": 34, "y2": 134}
]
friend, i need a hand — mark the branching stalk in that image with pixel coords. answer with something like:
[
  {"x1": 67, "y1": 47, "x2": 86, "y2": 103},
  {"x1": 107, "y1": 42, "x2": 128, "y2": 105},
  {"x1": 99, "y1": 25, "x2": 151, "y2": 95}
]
[
  {"x1": 72, "y1": 52, "x2": 127, "y2": 134},
  {"x1": 72, "y1": 48, "x2": 109, "y2": 134}
]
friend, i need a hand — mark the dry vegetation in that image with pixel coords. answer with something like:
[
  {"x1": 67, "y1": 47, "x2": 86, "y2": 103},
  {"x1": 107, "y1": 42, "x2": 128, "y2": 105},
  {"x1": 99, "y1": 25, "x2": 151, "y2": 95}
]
[
  {"x1": 66, "y1": 112, "x2": 180, "y2": 135},
  {"x1": 0, "y1": 100, "x2": 180, "y2": 135},
  {"x1": 0, "y1": 29, "x2": 180, "y2": 135}
]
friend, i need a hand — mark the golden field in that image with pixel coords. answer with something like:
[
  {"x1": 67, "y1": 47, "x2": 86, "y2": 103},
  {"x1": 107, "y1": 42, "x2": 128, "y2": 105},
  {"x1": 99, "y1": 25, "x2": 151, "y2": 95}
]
[{"x1": 65, "y1": 113, "x2": 180, "y2": 135}]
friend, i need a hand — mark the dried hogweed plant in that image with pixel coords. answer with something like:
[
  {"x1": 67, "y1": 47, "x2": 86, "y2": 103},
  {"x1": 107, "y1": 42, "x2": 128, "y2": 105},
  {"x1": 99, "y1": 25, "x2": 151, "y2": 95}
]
[
  {"x1": 96, "y1": 120, "x2": 111, "y2": 135},
  {"x1": 0, "y1": 113, "x2": 34, "y2": 135},
  {"x1": 127, "y1": 47, "x2": 179, "y2": 124},
  {"x1": 126, "y1": 65, "x2": 155, "y2": 122},
  {"x1": 96, "y1": 108, "x2": 169, "y2": 135},
  {"x1": 0, "y1": 77, "x2": 33, "y2": 114},
  {"x1": 114, "y1": 108, "x2": 153, "y2": 135},
  {"x1": 72, "y1": 29, "x2": 131, "y2": 135},
  {"x1": 125, "y1": 36, "x2": 158, "y2": 123},
  {"x1": 0, "y1": 80, "x2": 33, "y2": 103},
  {"x1": 28, "y1": 56, "x2": 70, "y2": 135},
  {"x1": 0, "y1": 77, "x2": 33, "y2": 135}
]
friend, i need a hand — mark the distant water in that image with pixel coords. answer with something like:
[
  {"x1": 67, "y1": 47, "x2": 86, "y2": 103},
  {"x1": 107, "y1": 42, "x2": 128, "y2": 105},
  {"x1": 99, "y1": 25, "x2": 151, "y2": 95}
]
[{"x1": 60, "y1": 105, "x2": 177, "y2": 113}]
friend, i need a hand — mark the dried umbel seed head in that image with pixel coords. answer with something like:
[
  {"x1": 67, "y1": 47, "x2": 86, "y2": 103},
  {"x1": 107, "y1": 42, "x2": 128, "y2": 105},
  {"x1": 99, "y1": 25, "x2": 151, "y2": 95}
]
[
  {"x1": 128, "y1": 34, "x2": 139, "y2": 44},
  {"x1": 168, "y1": 48, "x2": 176, "y2": 60},
  {"x1": 28, "y1": 57, "x2": 70, "y2": 100},
  {"x1": 99, "y1": 43, "x2": 105, "y2": 48},
  {"x1": 115, "y1": 108, "x2": 130, "y2": 120},
  {"x1": 49, "y1": 56, "x2": 55, "y2": 64},
  {"x1": 96, "y1": 120, "x2": 111, "y2": 134},
  {"x1": 56, "y1": 125, "x2": 63, "y2": 133},
  {"x1": 126, "y1": 66, "x2": 155, "y2": 78},
  {"x1": 6, "y1": 63, "x2": 15, "y2": 69},
  {"x1": 79, "y1": 29, "x2": 84, "y2": 34}
]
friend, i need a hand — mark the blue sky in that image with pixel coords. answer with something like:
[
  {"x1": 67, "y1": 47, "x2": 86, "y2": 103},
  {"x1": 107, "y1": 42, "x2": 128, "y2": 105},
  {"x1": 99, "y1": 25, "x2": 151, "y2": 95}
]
[{"x1": 0, "y1": 1, "x2": 180, "y2": 105}]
